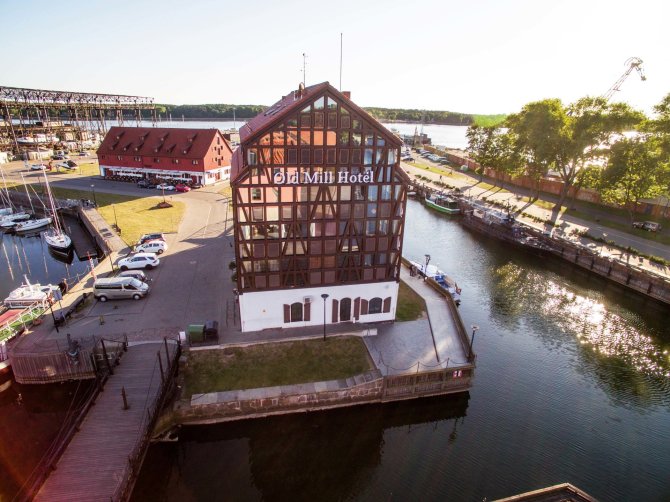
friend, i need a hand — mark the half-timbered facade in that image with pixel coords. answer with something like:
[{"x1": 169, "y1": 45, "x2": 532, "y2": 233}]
[
  {"x1": 232, "y1": 82, "x2": 409, "y2": 332},
  {"x1": 97, "y1": 127, "x2": 233, "y2": 186}
]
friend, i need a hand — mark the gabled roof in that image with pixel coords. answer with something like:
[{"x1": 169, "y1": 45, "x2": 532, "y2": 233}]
[
  {"x1": 238, "y1": 81, "x2": 402, "y2": 148},
  {"x1": 97, "y1": 126, "x2": 231, "y2": 159}
]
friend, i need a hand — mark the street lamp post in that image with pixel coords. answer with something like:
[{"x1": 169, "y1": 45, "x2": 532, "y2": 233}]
[
  {"x1": 90, "y1": 184, "x2": 97, "y2": 207},
  {"x1": 424, "y1": 254, "x2": 431, "y2": 280},
  {"x1": 469, "y1": 324, "x2": 479, "y2": 361},
  {"x1": 321, "y1": 293, "x2": 329, "y2": 341}
]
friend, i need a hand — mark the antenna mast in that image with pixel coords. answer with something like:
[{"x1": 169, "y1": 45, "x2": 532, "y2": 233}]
[
  {"x1": 339, "y1": 33, "x2": 343, "y2": 90},
  {"x1": 302, "y1": 53, "x2": 308, "y2": 86}
]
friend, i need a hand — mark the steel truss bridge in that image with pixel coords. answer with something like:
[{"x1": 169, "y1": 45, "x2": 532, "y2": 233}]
[{"x1": 1, "y1": 85, "x2": 157, "y2": 153}]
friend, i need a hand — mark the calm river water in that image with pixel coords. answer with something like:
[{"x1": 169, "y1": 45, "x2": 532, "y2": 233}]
[
  {"x1": 130, "y1": 199, "x2": 670, "y2": 502},
  {"x1": 0, "y1": 231, "x2": 95, "y2": 498}
]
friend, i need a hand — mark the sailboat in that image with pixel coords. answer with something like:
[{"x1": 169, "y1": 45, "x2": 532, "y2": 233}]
[
  {"x1": 42, "y1": 173, "x2": 72, "y2": 253},
  {"x1": 0, "y1": 168, "x2": 31, "y2": 228}
]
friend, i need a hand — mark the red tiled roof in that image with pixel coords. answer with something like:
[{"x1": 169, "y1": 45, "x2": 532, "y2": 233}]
[
  {"x1": 239, "y1": 82, "x2": 329, "y2": 143},
  {"x1": 97, "y1": 126, "x2": 231, "y2": 159},
  {"x1": 239, "y1": 81, "x2": 402, "y2": 148}
]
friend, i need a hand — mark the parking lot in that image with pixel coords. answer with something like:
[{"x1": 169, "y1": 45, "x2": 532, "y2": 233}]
[{"x1": 47, "y1": 185, "x2": 236, "y2": 342}]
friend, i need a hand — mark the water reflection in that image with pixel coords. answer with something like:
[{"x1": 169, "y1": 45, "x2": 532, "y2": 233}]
[
  {"x1": 132, "y1": 394, "x2": 469, "y2": 502},
  {"x1": 489, "y1": 261, "x2": 670, "y2": 408}
]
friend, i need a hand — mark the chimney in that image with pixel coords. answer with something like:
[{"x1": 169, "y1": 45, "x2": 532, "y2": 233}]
[
  {"x1": 298, "y1": 82, "x2": 305, "y2": 98},
  {"x1": 342, "y1": 91, "x2": 351, "y2": 99}
]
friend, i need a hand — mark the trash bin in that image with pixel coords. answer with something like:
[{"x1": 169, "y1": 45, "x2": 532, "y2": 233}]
[
  {"x1": 204, "y1": 320, "x2": 219, "y2": 339},
  {"x1": 188, "y1": 324, "x2": 205, "y2": 343}
]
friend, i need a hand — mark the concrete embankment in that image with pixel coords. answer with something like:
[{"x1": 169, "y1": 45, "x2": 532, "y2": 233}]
[{"x1": 156, "y1": 363, "x2": 472, "y2": 433}]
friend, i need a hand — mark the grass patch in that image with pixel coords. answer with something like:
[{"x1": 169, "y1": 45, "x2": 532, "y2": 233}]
[
  {"x1": 74, "y1": 162, "x2": 100, "y2": 177},
  {"x1": 396, "y1": 280, "x2": 426, "y2": 321},
  {"x1": 43, "y1": 186, "x2": 185, "y2": 245},
  {"x1": 183, "y1": 336, "x2": 373, "y2": 396},
  {"x1": 96, "y1": 197, "x2": 185, "y2": 245}
]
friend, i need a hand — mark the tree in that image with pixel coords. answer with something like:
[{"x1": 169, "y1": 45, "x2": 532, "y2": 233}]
[
  {"x1": 600, "y1": 137, "x2": 663, "y2": 223},
  {"x1": 466, "y1": 125, "x2": 522, "y2": 185},
  {"x1": 505, "y1": 97, "x2": 644, "y2": 209}
]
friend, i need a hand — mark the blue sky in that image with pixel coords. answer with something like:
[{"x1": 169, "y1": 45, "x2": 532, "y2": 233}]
[{"x1": 2, "y1": 0, "x2": 668, "y2": 115}]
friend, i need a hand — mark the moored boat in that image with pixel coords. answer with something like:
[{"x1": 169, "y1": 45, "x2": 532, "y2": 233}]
[
  {"x1": 409, "y1": 259, "x2": 462, "y2": 305},
  {"x1": 14, "y1": 217, "x2": 52, "y2": 232},
  {"x1": 4, "y1": 279, "x2": 59, "y2": 309},
  {"x1": 0, "y1": 212, "x2": 32, "y2": 228},
  {"x1": 425, "y1": 193, "x2": 460, "y2": 215},
  {"x1": 42, "y1": 172, "x2": 73, "y2": 252}
]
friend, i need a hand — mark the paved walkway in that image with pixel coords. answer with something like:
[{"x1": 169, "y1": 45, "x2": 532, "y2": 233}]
[{"x1": 35, "y1": 341, "x2": 178, "y2": 502}]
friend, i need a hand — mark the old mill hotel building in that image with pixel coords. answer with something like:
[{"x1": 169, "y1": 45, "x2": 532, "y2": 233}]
[{"x1": 231, "y1": 82, "x2": 409, "y2": 332}]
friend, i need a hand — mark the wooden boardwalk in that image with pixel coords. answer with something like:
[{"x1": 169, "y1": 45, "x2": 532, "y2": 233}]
[{"x1": 35, "y1": 341, "x2": 179, "y2": 502}]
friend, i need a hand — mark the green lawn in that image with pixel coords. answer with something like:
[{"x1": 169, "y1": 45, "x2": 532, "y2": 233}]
[
  {"x1": 183, "y1": 336, "x2": 373, "y2": 396},
  {"x1": 96, "y1": 196, "x2": 185, "y2": 245},
  {"x1": 42, "y1": 186, "x2": 185, "y2": 245},
  {"x1": 396, "y1": 280, "x2": 426, "y2": 321}
]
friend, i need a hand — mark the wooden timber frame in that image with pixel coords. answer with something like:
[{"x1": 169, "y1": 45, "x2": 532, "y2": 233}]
[{"x1": 232, "y1": 82, "x2": 411, "y2": 294}]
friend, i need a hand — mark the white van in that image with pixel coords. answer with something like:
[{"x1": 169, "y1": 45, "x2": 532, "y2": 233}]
[{"x1": 93, "y1": 277, "x2": 150, "y2": 302}]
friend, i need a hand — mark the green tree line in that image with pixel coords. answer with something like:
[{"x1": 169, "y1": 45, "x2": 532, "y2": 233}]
[
  {"x1": 466, "y1": 94, "x2": 670, "y2": 223},
  {"x1": 152, "y1": 103, "x2": 507, "y2": 127},
  {"x1": 154, "y1": 104, "x2": 266, "y2": 119}
]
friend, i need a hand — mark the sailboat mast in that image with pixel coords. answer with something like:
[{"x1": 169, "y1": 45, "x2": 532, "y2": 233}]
[
  {"x1": 20, "y1": 173, "x2": 35, "y2": 213},
  {"x1": 42, "y1": 172, "x2": 62, "y2": 234},
  {"x1": 0, "y1": 167, "x2": 14, "y2": 210}
]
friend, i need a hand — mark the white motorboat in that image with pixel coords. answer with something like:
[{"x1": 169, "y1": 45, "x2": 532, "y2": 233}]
[
  {"x1": 4, "y1": 278, "x2": 59, "y2": 308},
  {"x1": 14, "y1": 217, "x2": 52, "y2": 232},
  {"x1": 409, "y1": 259, "x2": 462, "y2": 305}
]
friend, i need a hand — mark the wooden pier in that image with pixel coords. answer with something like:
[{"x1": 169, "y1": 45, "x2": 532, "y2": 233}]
[{"x1": 30, "y1": 340, "x2": 180, "y2": 502}]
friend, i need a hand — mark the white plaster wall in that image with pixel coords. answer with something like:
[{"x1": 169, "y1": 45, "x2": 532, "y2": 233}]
[{"x1": 238, "y1": 281, "x2": 400, "y2": 332}]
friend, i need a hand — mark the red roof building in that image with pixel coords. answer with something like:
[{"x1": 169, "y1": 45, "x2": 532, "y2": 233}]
[
  {"x1": 231, "y1": 82, "x2": 409, "y2": 332},
  {"x1": 97, "y1": 126, "x2": 233, "y2": 186}
]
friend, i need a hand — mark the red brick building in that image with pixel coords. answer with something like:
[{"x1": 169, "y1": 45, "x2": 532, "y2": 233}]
[{"x1": 97, "y1": 126, "x2": 233, "y2": 186}]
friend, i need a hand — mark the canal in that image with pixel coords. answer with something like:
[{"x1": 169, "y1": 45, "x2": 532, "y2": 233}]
[
  {"x1": 0, "y1": 231, "x2": 95, "y2": 499},
  {"x1": 130, "y1": 199, "x2": 670, "y2": 501}
]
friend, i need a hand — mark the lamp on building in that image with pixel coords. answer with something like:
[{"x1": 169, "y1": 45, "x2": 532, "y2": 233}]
[
  {"x1": 90, "y1": 184, "x2": 97, "y2": 207},
  {"x1": 469, "y1": 324, "x2": 479, "y2": 361},
  {"x1": 321, "y1": 293, "x2": 329, "y2": 341},
  {"x1": 424, "y1": 254, "x2": 431, "y2": 281}
]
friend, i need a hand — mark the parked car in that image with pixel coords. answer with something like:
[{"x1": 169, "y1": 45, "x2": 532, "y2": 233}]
[
  {"x1": 52, "y1": 154, "x2": 64, "y2": 160},
  {"x1": 117, "y1": 269, "x2": 149, "y2": 282},
  {"x1": 117, "y1": 252, "x2": 160, "y2": 270},
  {"x1": 78, "y1": 151, "x2": 88, "y2": 156},
  {"x1": 156, "y1": 183, "x2": 175, "y2": 191},
  {"x1": 175, "y1": 183, "x2": 191, "y2": 193},
  {"x1": 134, "y1": 240, "x2": 168, "y2": 255},
  {"x1": 30, "y1": 164, "x2": 47, "y2": 170},
  {"x1": 633, "y1": 221, "x2": 662, "y2": 232},
  {"x1": 138, "y1": 232, "x2": 165, "y2": 245},
  {"x1": 93, "y1": 277, "x2": 149, "y2": 302},
  {"x1": 190, "y1": 182, "x2": 203, "y2": 189},
  {"x1": 137, "y1": 179, "x2": 155, "y2": 189}
]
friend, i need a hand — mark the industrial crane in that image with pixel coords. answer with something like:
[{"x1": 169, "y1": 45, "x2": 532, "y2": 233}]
[{"x1": 602, "y1": 57, "x2": 646, "y2": 101}]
